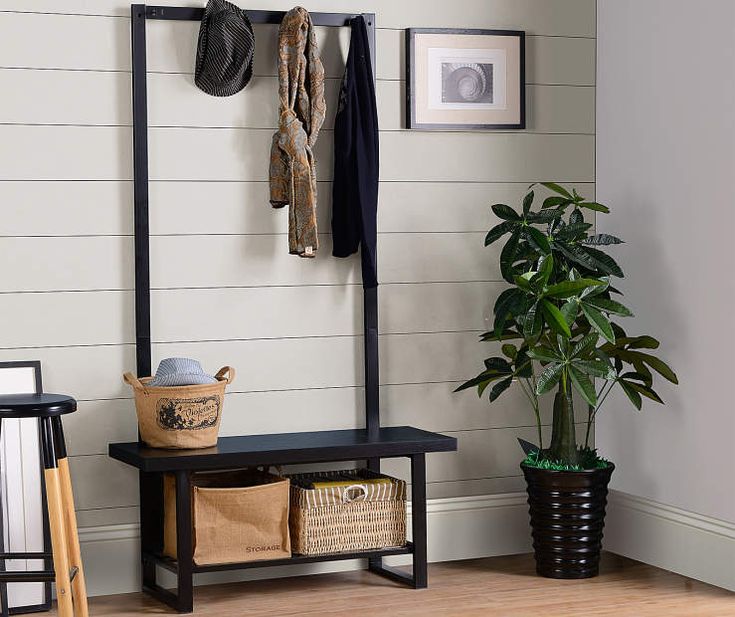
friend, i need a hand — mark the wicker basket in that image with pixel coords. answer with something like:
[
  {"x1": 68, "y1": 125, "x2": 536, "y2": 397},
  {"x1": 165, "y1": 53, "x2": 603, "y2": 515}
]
[
  {"x1": 123, "y1": 367, "x2": 234, "y2": 449},
  {"x1": 288, "y1": 469, "x2": 406, "y2": 556}
]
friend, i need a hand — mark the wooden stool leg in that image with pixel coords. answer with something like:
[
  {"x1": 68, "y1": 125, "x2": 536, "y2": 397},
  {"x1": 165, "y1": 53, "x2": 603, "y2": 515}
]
[
  {"x1": 52, "y1": 418, "x2": 88, "y2": 617},
  {"x1": 40, "y1": 418, "x2": 73, "y2": 617}
]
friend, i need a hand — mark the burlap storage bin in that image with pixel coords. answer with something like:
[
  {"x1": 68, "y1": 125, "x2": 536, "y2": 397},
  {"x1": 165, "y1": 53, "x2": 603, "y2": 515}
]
[
  {"x1": 288, "y1": 469, "x2": 406, "y2": 556},
  {"x1": 123, "y1": 367, "x2": 234, "y2": 449},
  {"x1": 163, "y1": 470, "x2": 291, "y2": 565}
]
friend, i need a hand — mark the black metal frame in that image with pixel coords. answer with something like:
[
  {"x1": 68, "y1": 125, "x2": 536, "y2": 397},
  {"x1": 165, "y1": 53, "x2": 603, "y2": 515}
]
[
  {"x1": 0, "y1": 362, "x2": 52, "y2": 616},
  {"x1": 405, "y1": 28, "x2": 526, "y2": 131},
  {"x1": 127, "y1": 5, "x2": 445, "y2": 613}
]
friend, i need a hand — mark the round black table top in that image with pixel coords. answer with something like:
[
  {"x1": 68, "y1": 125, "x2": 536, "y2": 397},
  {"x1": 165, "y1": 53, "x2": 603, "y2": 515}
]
[{"x1": 0, "y1": 393, "x2": 77, "y2": 418}]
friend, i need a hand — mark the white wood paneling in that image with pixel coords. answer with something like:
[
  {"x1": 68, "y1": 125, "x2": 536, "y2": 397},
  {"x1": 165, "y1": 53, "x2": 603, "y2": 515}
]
[
  {"x1": 0, "y1": 124, "x2": 592, "y2": 188},
  {"x1": 0, "y1": 180, "x2": 596, "y2": 237},
  {"x1": 0, "y1": 236, "x2": 133, "y2": 292},
  {"x1": 0, "y1": 1, "x2": 596, "y2": 37},
  {"x1": 0, "y1": 14, "x2": 595, "y2": 83},
  {"x1": 0, "y1": 282, "x2": 494, "y2": 348},
  {"x1": 0, "y1": 233, "x2": 515, "y2": 291},
  {"x1": 0, "y1": 181, "x2": 132, "y2": 237},
  {"x1": 0, "y1": 69, "x2": 594, "y2": 135}
]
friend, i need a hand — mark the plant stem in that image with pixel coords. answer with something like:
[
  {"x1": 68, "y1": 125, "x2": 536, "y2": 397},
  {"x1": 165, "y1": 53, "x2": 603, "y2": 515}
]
[
  {"x1": 585, "y1": 379, "x2": 618, "y2": 447},
  {"x1": 517, "y1": 377, "x2": 543, "y2": 450}
]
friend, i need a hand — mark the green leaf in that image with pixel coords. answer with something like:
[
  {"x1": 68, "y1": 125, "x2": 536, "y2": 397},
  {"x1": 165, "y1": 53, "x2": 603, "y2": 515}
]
[
  {"x1": 514, "y1": 349, "x2": 533, "y2": 378},
  {"x1": 624, "y1": 381, "x2": 664, "y2": 404},
  {"x1": 514, "y1": 273, "x2": 533, "y2": 291},
  {"x1": 581, "y1": 303, "x2": 616, "y2": 343},
  {"x1": 541, "y1": 182, "x2": 573, "y2": 199},
  {"x1": 582, "y1": 246, "x2": 625, "y2": 278},
  {"x1": 586, "y1": 297, "x2": 633, "y2": 317},
  {"x1": 572, "y1": 359, "x2": 616, "y2": 380},
  {"x1": 501, "y1": 344, "x2": 517, "y2": 359},
  {"x1": 545, "y1": 279, "x2": 604, "y2": 299},
  {"x1": 454, "y1": 372, "x2": 496, "y2": 392},
  {"x1": 619, "y1": 380, "x2": 642, "y2": 410},
  {"x1": 571, "y1": 332, "x2": 599, "y2": 358},
  {"x1": 583, "y1": 233, "x2": 624, "y2": 246},
  {"x1": 578, "y1": 202, "x2": 610, "y2": 213},
  {"x1": 627, "y1": 335, "x2": 660, "y2": 350},
  {"x1": 525, "y1": 226, "x2": 551, "y2": 254},
  {"x1": 635, "y1": 352, "x2": 678, "y2": 384},
  {"x1": 527, "y1": 346, "x2": 561, "y2": 362},
  {"x1": 542, "y1": 196, "x2": 572, "y2": 209},
  {"x1": 489, "y1": 376, "x2": 514, "y2": 402},
  {"x1": 522, "y1": 191, "x2": 534, "y2": 216},
  {"x1": 523, "y1": 301, "x2": 543, "y2": 340},
  {"x1": 569, "y1": 209, "x2": 584, "y2": 225},
  {"x1": 492, "y1": 203, "x2": 521, "y2": 221},
  {"x1": 568, "y1": 364, "x2": 597, "y2": 407},
  {"x1": 500, "y1": 231, "x2": 521, "y2": 283},
  {"x1": 541, "y1": 299, "x2": 571, "y2": 338},
  {"x1": 484, "y1": 357, "x2": 512, "y2": 372},
  {"x1": 560, "y1": 299, "x2": 578, "y2": 326},
  {"x1": 533, "y1": 254, "x2": 554, "y2": 286},
  {"x1": 555, "y1": 242, "x2": 599, "y2": 271},
  {"x1": 536, "y1": 363, "x2": 564, "y2": 395},
  {"x1": 530, "y1": 209, "x2": 563, "y2": 224},
  {"x1": 493, "y1": 289, "x2": 527, "y2": 339},
  {"x1": 485, "y1": 220, "x2": 514, "y2": 246}
]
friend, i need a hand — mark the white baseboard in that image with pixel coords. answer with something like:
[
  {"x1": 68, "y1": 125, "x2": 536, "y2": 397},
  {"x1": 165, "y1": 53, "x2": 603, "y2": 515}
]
[
  {"x1": 77, "y1": 493, "x2": 532, "y2": 597},
  {"x1": 605, "y1": 490, "x2": 735, "y2": 592}
]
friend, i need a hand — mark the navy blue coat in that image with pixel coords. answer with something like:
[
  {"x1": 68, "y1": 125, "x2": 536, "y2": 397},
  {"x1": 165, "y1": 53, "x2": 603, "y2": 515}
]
[{"x1": 331, "y1": 16, "x2": 379, "y2": 289}]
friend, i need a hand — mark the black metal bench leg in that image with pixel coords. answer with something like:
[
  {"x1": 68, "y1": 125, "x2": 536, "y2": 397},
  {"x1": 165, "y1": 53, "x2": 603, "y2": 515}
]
[
  {"x1": 175, "y1": 471, "x2": 194, "y2": 613},
  {"x1": 410, "y1": 453, "x2": 428, "y2": 589},
  {"x1": 367, "y1": 454, "x2": 428, "y2": 589},
  {"x1": 139, "y1": 471, "x2": 163, "y2": 593}
]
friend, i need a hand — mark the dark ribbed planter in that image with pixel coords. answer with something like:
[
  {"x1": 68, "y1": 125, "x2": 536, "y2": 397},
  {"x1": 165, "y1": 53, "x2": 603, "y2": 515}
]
[{"x1": 521, "y1": 462, "x2": 614, "y2": 579}]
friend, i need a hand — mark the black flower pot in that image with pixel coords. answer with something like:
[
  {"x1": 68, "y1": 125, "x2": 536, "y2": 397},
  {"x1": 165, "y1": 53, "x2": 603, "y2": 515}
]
[{"x1": 521, "y1": 462, "x2": 615, "y2": 579}]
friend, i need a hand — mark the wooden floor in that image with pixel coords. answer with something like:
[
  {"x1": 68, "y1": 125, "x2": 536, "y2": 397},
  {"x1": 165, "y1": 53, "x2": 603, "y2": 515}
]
[{"x1": 69, "y1": 553, "x2": 732, "y2": 616}]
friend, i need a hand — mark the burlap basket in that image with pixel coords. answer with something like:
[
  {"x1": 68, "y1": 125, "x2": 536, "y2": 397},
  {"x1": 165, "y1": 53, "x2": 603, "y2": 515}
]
[
  {"x1": 288, "y1": 469, "x2": 406, "y2": 556},
  {"x1": 123, "y1": 366, "x2": 234, "y2": 449},
  {"x1": 163, "y1": 470, "x2": 291, "y2": 565}
]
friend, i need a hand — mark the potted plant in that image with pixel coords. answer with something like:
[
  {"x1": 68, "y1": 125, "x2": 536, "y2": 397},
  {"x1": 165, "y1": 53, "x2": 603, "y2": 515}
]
[{"x1": 456, "y1": 183, "x2": 678, "y2": 579}]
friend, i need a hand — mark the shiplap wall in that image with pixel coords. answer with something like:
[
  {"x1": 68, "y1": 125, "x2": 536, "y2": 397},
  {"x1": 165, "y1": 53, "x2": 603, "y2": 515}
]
[{"x1": 0, "y1": 0, "x2": 595, "y2": 531}]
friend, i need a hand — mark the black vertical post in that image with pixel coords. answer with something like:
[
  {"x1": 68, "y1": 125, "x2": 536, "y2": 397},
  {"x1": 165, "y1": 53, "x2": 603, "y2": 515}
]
[
  {"x1": 361, "y1": 13, "x2": 380, "y2": 453},
  {"x1": 131, "y1": 4, "x2": 152, "y2": 379},
  {"x1": 175, "y1": 471, "x2": 194, "y2": 613},
  {"x1": 410, "y1": 453, "x2": 428, "y2": 588},
  {"x1": 131, "y1": 4, "x2": 157, "y2": 602}
]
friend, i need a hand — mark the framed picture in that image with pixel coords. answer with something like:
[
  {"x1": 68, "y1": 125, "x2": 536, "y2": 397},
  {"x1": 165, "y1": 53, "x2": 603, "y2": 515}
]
[
  {"x1": 0, "y1": 361, "x2": 50, "y2": 613},
  {"x1": 405, "y1": 28, "x2": 525, "y2": 130}
]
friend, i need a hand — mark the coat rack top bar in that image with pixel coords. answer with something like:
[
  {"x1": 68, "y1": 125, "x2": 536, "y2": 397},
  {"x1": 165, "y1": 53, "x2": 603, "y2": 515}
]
[{"x1": 143, "y1": 5, "x2": 375, "y2": 26}]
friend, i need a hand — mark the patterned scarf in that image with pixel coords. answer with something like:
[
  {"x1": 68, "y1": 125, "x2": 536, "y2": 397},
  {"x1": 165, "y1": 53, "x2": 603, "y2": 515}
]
[{"x1": 269, "y1": 7, "x2": 326, "y2": 257}]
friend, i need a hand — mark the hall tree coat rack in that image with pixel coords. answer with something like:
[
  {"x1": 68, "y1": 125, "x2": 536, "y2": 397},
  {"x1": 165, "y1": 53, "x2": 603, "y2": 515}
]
[{"x1": 108, "y1": 4, "x2": 457, "y2": 613}]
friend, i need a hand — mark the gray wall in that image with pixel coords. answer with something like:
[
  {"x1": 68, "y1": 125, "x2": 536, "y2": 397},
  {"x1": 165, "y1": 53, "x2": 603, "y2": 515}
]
[
  {"x1": 0, "y1": 0, "x2": 596, "y2": 532},
  {"x1": 597, "y1": 0, "x2": 735, "y2": 523}
]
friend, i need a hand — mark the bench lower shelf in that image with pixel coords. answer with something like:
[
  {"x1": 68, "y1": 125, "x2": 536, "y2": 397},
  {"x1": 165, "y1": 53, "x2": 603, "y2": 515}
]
[
  {"x1": 146, "y1": 542, "x2": 414, "y2": 574},
  {"x1": 108, "y1": 428, "x2": 456, "y2": 612}
]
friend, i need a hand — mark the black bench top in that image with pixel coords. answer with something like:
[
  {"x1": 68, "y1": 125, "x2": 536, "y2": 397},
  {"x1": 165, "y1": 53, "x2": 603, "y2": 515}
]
[{"x1": 109, "y1": 426, "x2": 457, "y2": 472}]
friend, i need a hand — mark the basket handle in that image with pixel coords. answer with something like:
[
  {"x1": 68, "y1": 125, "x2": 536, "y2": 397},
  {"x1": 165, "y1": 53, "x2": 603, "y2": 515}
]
[
  {"x1": 214, "y1": 366, "x2": 235, "y2": 384},
  {"x1": 123, "y1": 372, "x2": 145, "y2": 391},
  {"x1": 342, "y1": 484, "x2": 368, "y2": 503}
]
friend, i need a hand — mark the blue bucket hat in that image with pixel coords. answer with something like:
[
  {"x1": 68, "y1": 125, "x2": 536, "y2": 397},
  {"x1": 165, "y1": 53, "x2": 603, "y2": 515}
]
[{"x1": 148, "y1": 358, "x2": 218, "y2": 387}]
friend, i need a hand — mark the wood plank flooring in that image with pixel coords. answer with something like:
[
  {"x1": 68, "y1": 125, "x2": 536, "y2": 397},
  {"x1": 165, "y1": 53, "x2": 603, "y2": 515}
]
[{"x1": 69, "y1": 552, "x2": 734, "y2": 616}]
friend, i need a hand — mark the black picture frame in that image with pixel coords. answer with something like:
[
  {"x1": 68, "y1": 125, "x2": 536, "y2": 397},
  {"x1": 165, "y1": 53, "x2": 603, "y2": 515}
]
[
  {"x1": 0, "y1": 360, "x2": 52, "y2": 615},
  {"x1": 405, "y1": 28, "x2": 526, "y2": 131}
]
